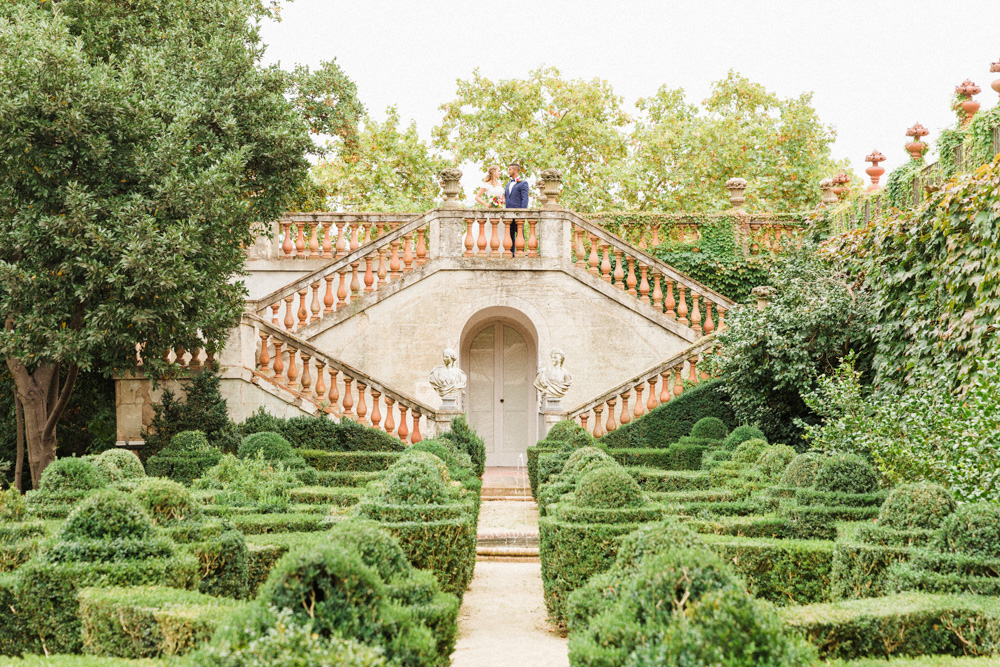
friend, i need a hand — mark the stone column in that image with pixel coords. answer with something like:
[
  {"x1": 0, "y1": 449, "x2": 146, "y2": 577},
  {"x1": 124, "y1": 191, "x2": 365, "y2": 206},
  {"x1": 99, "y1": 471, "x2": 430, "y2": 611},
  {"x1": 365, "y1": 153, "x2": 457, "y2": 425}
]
[
  {"x1": 438, "y1": 168, "x2": 463, "y2": 209},
  {"x1": 540, "y1": 411, "x2": 568, "y2": 437}
]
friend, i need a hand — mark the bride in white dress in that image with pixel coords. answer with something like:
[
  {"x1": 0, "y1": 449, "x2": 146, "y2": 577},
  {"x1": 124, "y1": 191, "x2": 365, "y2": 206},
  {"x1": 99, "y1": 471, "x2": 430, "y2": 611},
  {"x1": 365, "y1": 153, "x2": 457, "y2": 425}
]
[{"x1": 475, "y1": 165, "x2": 505, "y2": 208}]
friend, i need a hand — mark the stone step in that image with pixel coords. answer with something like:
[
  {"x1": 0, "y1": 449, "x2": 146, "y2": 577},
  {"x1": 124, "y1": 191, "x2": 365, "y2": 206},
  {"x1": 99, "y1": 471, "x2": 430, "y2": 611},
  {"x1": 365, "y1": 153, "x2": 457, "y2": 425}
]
[
  {"x1": 480, "y1": 486, "x2": 531, "y2": 497},
  {"x1": 477, "y1": 531, "x2": 539, "y2": 549},
  {"x1": 480, "y1": 495, "x2": 534, "y2": 502},
  {"x1": 476, "y1": 546, "x2": 540, "y2": 560}
]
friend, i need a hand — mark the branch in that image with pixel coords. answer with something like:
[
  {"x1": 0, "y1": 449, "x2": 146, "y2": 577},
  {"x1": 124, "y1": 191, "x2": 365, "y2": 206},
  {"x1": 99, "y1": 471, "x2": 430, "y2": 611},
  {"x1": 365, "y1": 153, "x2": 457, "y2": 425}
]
[{"x1": 41, "y1": 364, "x2": 78, "y2": 443}]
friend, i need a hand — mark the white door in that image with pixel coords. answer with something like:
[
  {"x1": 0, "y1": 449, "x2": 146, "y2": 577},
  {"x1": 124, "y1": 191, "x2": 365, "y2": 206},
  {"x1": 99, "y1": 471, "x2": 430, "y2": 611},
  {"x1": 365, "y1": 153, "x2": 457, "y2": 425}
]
[{"x1": 468, "y1": 322, "x2": 535, "y2": 467}]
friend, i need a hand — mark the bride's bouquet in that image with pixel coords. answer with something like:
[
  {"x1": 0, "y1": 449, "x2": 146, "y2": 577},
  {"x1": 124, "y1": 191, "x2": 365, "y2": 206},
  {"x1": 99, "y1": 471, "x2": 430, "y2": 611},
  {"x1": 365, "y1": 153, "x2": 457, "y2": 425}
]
[{"x1": 489, "y1": 195, "x2": 504, "y2": 208}]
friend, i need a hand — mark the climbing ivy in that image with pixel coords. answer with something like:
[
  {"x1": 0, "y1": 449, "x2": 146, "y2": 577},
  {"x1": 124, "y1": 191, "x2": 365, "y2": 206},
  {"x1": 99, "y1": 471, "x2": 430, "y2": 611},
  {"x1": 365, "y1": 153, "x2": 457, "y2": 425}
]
[
  {"x1": 884, "y1": 160, "x2": 923, "y2": 210},
  {"x1": 966, "y1": 105, "x2": 1000, "y2": 170},
  {"x1": 937, "y1": 128, "x2": 966, "y2": 178}
]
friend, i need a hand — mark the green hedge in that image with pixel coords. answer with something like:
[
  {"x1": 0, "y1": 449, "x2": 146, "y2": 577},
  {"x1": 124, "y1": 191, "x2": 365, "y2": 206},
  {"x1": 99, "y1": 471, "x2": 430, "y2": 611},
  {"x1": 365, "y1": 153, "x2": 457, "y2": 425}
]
[
  {"x1": 240, "y1": 411, "x2": 406, "y2": 452},
  {"x1": 0, "y1": 572, "x2": 40, "y2": 656},
  {"x1": 0, "y1": 656, "x2": 167, "y2": 666},
  {"x1": 78, "y1": 585, "x2": 242, "y2": 658},
  {"x1": 832, "y1": 540, "x2": 917, "y2": 600},
  {"x1": 315, "y1": 470, "x2": 382, "y2": 488},
  {"x1": 606, "y1": 447, "x2": 676, "y2": 469},
  {"x1": 701, "y1": 534, "x2": 834, "y2": 605},
  {"x1": 246, "y1": 544, "x2": 286, "y2": 597},
  {"x1": 674, "y1": 497, "x2": 777, "y2": 517},
  {"x1": 628, "y1": 468, "x2": 710, "y2": 491},
  {"x1": 166, "y1": 522, "x2": 249, "y2": 600},
  {"x1": 527, "y1": 445, "x2": 564, "y2": 499},
  {"x1": 780, "y1": 593, "x2": 1000, "y2": 660},
  {"x1": 226, "y1": 512, "x2": 329, "y2": 535},
  {"x1": 687, "y1": 516, "x2": 799, "y2": 539},
  {"x1": 599, "y1": 378, "x2": 736, "y2": 448},
  {"x1": 648, "y1": 488, "x2": 745, "y2": 504},
  {"x1": 794, "y1": 488, "x2": 889, "y2": 508},
  {"x1": 297, "y1": 449, "x2": 401, "y2": 472},
  {"x1": 287, "y1": 485, "x2": 364, "y2": 507}
]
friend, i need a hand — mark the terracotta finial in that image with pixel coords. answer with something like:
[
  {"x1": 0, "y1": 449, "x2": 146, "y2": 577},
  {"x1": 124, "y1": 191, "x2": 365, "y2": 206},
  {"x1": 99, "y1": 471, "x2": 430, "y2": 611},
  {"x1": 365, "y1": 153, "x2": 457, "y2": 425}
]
[
  {"x1": 990, "y1": 59, "x2": 1000, "y2": 98},
  {"x1": 831, "y1": 171, "x2": 850, "y2": 200},
  {"x1": 905, "y1": 123, "x2": 929, "y2": 161},
  {"x1": 955, "y1": 79, "x2": 982, "y2": 96},
  {"x1": 864, "y1": 150, "x2": 886, "y2": 192},
  {"x1": 954, "y1": 80, "x2": 981, "y2": 127}
]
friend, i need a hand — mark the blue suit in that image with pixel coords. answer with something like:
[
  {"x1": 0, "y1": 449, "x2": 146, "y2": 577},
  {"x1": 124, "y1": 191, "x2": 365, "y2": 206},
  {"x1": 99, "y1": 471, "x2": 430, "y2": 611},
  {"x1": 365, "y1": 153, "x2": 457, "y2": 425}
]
[{"x1": 505, "y1": 179, "x2": 529, "y2": 209}]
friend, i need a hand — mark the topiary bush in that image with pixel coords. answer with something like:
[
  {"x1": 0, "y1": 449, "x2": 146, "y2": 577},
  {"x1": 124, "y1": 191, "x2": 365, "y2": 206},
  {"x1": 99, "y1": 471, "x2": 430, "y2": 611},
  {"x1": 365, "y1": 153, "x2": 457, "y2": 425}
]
[
  {"x1": 238, "y1": 431, "x2": 296, "y2": 461},
  {"x1": 92, "y1": 449, "x2": 146, "y2": 482},
  {"x1": 408, "y1": 439, "x2": 474, "y2": 483},
  {"x1": 813, "y1": 453, "x2": 879, "y2": 494},
  {"x1": 733, "y1": 437, "x2": 769, "y2": 464},
  {"x1": 38, "y1": 457, "x2": 106, "y2": 492},
  {"x1": 146, "y1": 430, "x2": 223, "y2": 486},
  {"x1": 545, "y1": 419, "x2": 595, "y2": 449},
  {"x1": 133, "y1": 478, "x2": 200, "y2": 526},
  {"x1": 378, "y1": 452, "x2": 454, "y2": 506},
  {"x1": 0, "y1": 486, "x2": 27, "y2": 521},
  {"x1": 781, "y1": 452, "x2": 824, "y2": 488},
  {"x1": 563, "y1": 446, "x2": 613, "y2": 475},
  {"x1": 690, "y1": 416, "x2": 729, "y2": 440},
  {"x1": 195, "y1": 453, "x2": 298, "y2": 512},
  {"x1": 438, "y1": 415, "x2": 486, "y2": 477},
  {"x1": 878, "y1": 482, "x2": 956, "y2": 531},
  {"x1": 724, "y1": 424, "x2": 766, "y2": 451},
  {"x1": 59, "y1": 489, "x2": 155, "y2": 542},
  {"x1": 934, "y1": 502, "x2": 1000, "y2": 559},
  {"x1": 757, "y1": 444, "x2": 797, "y2": 481},
  {"x1": 573, "y1": 466, "x2": 644, "y2": 509}
]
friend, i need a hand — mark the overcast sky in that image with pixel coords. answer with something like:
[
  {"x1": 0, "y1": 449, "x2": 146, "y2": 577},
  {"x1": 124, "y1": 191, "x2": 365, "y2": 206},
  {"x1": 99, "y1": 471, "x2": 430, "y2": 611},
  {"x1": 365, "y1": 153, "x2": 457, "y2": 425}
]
[{"x1": 260, "y1": 0, "x2": 999, "y2": 198}]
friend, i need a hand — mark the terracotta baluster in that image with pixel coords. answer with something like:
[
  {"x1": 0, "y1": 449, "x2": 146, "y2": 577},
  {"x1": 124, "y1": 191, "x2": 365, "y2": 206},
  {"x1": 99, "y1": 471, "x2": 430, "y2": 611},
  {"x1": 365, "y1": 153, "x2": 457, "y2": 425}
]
[
  {"x1": 402, "y1": 233, "x2": 414, "y2": 271},
  {"x1": 342, "y1": 376, "x2": 355, "y2": 418},
  {"x1": 370, "y1": 390, "x2": 382, "y2": 429},
  {"x1": 389, "y1": 239, "x2": 401, "y2": 280},
  {"x1": 647, "y1": 378, "x2": 658, "y2": 412},
  {"x1": 347, "y1": 261, "x2": 360, "y2": 297},
  {"x1": 651, "y1": 225, "x2": 660, "y2": 247},
  {"x1": 527, "y1": 221, "x2": 538, "y2": 257},
  {"x1": 634, "y1": 384, "x2": 645, "y2": 418},
  {"x1": 514, "y1": 220, "x2": 525, "y2": 255},
  {"x1": 286, "y1": 347, "x2": 299, "y2": 390},
  {"x1": 321, "y1": 221, "x2": 333, "y2": 258},
  {"x1": 376, "y1": 247, "x2": 387, "y2": 287},
  {"x1": 362, "y1": 221, "x2": 372, "y2": 245},
  {"x1": 677, "y1": 285, "x2": 689, "y2": 326},
  {"x1": 665, "y1": 280, "x2": 676, "y2": 319},
  {"x1": 299, "y1": 353, "x2": 313, "y2": 398},
  {"x1": 356, "y1": 382, "x2": 368, "y2": 425},
  {"x1": 690, "y1": 293, "x2": 702, "y2": 335},
  {"x1": 308, "y1": 220, "x2": 320, "y2": 258},
  {"x1": 580, "y1": 414, "x2": 589, "y2": 434},
  {"x1": 294, "y1": 222, "x2": 306, "y2": 259},
  {"x1": 337, "y1": 268, "x2": 348, "y2": 308},
  {"x1": 283, "y1": 295, "x2": 295, "y2": 331},
  {"x1": 674, "y1": 366, "x2": 684, "y2": 398},
  {"x1": 375, "y1": 221, "x2": 385, "y2": 241},
  {"x1": 476, "y1": 219, "x2": 488, "y2": 256},
  {"x1": 297, "y1": 289, "x2": 309, "y2": 328},
  {"x1": 335, "y1": 222, "x2": 347, "y2": 258},
  {"x1": 638, "y1": 235, "x2": 647, "y2": 250},
  {"x1": 258, "y1": 332, "x2": 270, "y2": 372},
  {"x1": 324, "y1": 276, "x2": 335, "y2": 313},
  {"x1": 652, "y1": 272, "x2": 663, "y2": 310},
  {"x1": 397, "y1": 406, "x2": 409, "y2": 441},
  {"x1": 704, "y1": 302, "x2": 715, "y2": 335},
  {"x1": 489, "y1": 218, "x2": 501, "y2": 258},
  {"x1": 272, "y1": 340, "x2": 285, "y2": 383},
  {"x1": 363, "y1": 257, "x2": 375, "y2": 292},
  {"x1": 205, "y1": 350, "x2": 215, "y2": 370},
  {"x1": 270, "y1": 302, "x2": 281, "y2": 326},
  {"x1": 605, "y1": 398, "x2": 618, "y2": 432},
  {"x1": 310, "y1": 283, "x2": 321, "y2": 323},
  {"x1": 574, "y1": 228, "x2": 586, "y2": 269},
  {"x1": 350, "y1": 223, "x2": 360, "y2": 251},
  {"x1": 660, "y1": 370, "x2": 671, "y2": 403},
  {"x1": 384, "y1": 396, "x2": 395, "y2": 433},
  {"x1": 464, "y1": 220, "x2": 475, "y2": 256},
  {"x1": 700, "y1": 355, "x2": 710, "y2": 381},
  {"x1": 315, "y1": 360, "x2": 327, "y2": 399},
  {"x1": 688, "y1": 355, "x2": 699, "y2": 384},
  {"x1": 588, "y1": 235, "x2": 600, "y2": 275},
  {"x1": 600, "y1": 244, "x2": 612, "y2": 282},
  {"x1": 328, "y1": 369, "x2": 340, "y2": 413},
  {"x1": 626, "y1": 257, "x2": 637, "y2": 296},
  {"x1": 613, "y1": 250, "x2": 625, "y2": 290},
  {"x1": 717, "y1": 307, "x2": 726, "y2": 330},
  {"x1": 620, "y1": 390, "x2": 632, "y2": 425},
  {"x1": 502, "y1": 219, "x2": 513, "y2": 256},
  {"x1": 415, "y1": 228, "x2": 427, "y2": 265},
  {"x1": 593, "y1": 406, "x2": 605, "y2": 438},
  {"x1": 411, "y1": 411, "x2": 422, "y2": 443},
  {"x1": 281, "y1": 221, "x2": 293, "y2": 258}
]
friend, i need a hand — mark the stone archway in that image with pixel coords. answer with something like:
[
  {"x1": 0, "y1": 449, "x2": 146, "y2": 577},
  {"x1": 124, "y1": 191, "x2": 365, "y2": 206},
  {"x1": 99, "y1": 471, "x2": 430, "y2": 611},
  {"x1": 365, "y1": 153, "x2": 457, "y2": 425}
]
[{"x1": 460, "y1": 307, "x2": 539, "y2": 468}]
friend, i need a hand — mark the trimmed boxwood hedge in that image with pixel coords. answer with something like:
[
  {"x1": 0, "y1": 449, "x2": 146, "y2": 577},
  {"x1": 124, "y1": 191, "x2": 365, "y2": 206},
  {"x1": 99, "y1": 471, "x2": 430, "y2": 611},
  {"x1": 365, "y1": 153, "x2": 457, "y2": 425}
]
[
  {"x1": 240, "y1": 410, "x2": 406, "y2": 453},
  {"x1": 832, "y1": 539, "x2": 918, "y2": 601},
  {"x1": 605, "y1": 447, "x2": 674, "y2": 469},
  {"x1": 297, "y1": 450, "x2": 401, "y2": 472},
  {"x1": 628, "y1": 468, "x2": 710, "y2": 491}
]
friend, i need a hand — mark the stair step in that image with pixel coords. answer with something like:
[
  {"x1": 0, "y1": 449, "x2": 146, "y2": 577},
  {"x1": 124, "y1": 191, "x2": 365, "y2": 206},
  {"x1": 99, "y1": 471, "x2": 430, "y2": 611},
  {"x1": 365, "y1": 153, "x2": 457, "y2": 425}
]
[
  {"x1": 476, "y1": 546, "x2": 540, "y2": 559},
  {"x1": 480, "y1": 486, "x2": 531, "y2": 497},
  {"x1": 477, "y1": 531, "x2": 539, "y2": 549},
  {"x1": 481, "y1": 495, "x2": 534, "y2": 502}
]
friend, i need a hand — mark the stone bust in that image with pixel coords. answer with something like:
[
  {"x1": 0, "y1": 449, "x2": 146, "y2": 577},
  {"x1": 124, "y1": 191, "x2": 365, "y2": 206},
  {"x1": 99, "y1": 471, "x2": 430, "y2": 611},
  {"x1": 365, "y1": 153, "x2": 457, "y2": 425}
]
[
  {"x1": 534, "y1": 348, "x2": 573, "y2": 410},
  {"x1": 429, "y1": 347, "x2": 467, "y2": 410}
]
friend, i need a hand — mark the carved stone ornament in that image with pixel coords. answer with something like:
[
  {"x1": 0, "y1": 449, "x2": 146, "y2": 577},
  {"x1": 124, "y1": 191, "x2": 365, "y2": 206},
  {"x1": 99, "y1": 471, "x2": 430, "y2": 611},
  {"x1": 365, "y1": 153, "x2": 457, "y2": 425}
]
[
  {"x1": 539, "y1": 168, "x2": 563, "y2": 182},
  {"x1": 865, "y1": 150, "x2": 886, "y2": 191},
  {"x1": 725, "y1": 177, "x2": 748, "y2": 209},
  {"x1": 955, "y1": 80, "x2": 982, "y2": 127},
  {"x1": 991, "y1": 59, "x2": 1000, "y2": 98},
  {"x1": 438, "y1": 168, "x2": 463, "y2": 209},
  {"x1": 539, "y1": 168, "x2": 563, "y2": 210},
  {"x1": 819, "y1": 177, "x2": 837, "y2": 205},
  {"x1": 751, "y1": 285, "x2": 776, "y2": 310},
  {"x1": 429, "y1": 347, "x2": 467, "y2": 410},
  {"x1": 534, "y1": 348, "x2": 573, "y2": 411}
]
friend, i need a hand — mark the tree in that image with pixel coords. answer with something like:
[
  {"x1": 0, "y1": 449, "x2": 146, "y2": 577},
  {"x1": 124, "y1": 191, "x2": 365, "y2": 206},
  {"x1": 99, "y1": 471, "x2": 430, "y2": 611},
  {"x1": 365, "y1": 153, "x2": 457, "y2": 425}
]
[
  {"x1": 306, "y1": 106, "x2": 448, "y2": 212},
  {"x1": 0, "y1": 0, "x2": 317, "y2": 487},
  {"x1": 620, "y1": 71, "x2": 844, "y2": 213},
  {"x1": 433, "y1": 66, "x2": 632, "y2": 212}
]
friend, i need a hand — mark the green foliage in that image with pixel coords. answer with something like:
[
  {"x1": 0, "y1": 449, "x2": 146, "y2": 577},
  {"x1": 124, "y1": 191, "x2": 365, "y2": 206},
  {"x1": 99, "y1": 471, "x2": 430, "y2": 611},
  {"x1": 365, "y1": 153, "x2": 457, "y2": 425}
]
[
  {"x1": 407, "y1": 439, "x2": 473, "y2": 482},
  {"x1": 605, "y1": 447, "x2": 675, "y2": 470},
  {"x1": 757, "y1": 444, "x2": 797, "y2": 481},
  {"x1": 733, "y1": 438, "x2": 769, "y2": 464},
  {"x1": 723, "y1": 424, "x2": 766, "y2": 451},
  {"x1": 58, "y1": 489, "x2": 154, "y2": 542},
  {"x1": 600, "y1": 378, "x2": 736, "y2": 448},
  {"x1": 375, "y1": 452, "x2": 454, "y2": 506},
  {"x1": 574, "y1": 466, "x2": 644, "y2": 509},
  {"x1": 438, "y1": 415, "x2": 486, "y2": 477},
  {"x1": 286, "y1": 59, "x2": 364, "y2": 144},
  {"x1": 884, "y1": 159, "x2": 924, "y2": 209},
  {"x1": 690, "y1": 416, "x2": 728, "y2": 440},
  {"x1": 966, "y1": 105, "x2": 1000, "y2": 169},
  {"x1": 39, "y1": 456, "x2": 106, "y2": 492},
  {"x1": 146, "y1": 430, "x2": 223, "y2": 486},
  {"x1": 132, "y1": 478, "x2": 199, "y2": 526},
  {"x1": 935, "y1": 503, "x2": 1000, "y2": 560},
  {"x1": 195, "y1": 453, "x2": 298, "y2": 512},
  {"x1": 937, "y1": 128, "x2": 966, "y2": 179},
  {"x1": 94, "y1": 449, "x2": 145, "y2": 482},
  {"x1": 239, "y1": 432, "x2": 295, "y2": 461},
  {"x1": 813, "y1": 454, "x2": 879, "y2": 494},
  {"x1": 241, "y1": 411, "x2": 405, "y2": 454},
  {"x1": 299, "y1": 450, "x2": 401, "y2": 472},
  {"x1": 780, "y1": 453, "x2": 824, "y2": 488},
  {"x1": 144, "y1": 374, "x2": 239, "y2": 461},
  {"x1": 0, "y1": 485, "x2": 26, "y2": 521},
  {"x1": 879, "y1": 483, "x2": 956, "y2": 531}
]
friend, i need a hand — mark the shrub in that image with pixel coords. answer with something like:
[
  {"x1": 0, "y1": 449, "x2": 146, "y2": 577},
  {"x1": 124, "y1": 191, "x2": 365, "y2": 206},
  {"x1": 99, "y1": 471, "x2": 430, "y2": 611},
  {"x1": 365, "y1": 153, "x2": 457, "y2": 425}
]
[
  {"x1": 59, "y1": 489, "x2": 154, "y2": 542},
  {"x1": 690, "y1": 416, "x2": 729, "y2": 440},
  {"x1": 378, "y1": 452, "x2": 454, "y2": 505},
  {"x1": 298, "y1": 450, "x2": 401, "y2": 472},
  {"x1": 38, "y1": 457, "x2": 106, "y2": 492},
  {"x1": 546, "y1": 419, "x2": 594, "y2": 447},
  {"x1": 814, "y1": 453, "x2": 879, "y2": 494},
  {"x1": 605, "y1": 447, "x2": 674, "y2": 469},
  {"x1": 723, "y1": 424, "x2": 766, "y2": 451},
  {"x1": 408, "y1": 438, "x2": 473, "y2": 481},
  {"x1": 146, "y1": 430, "x2": 223, "y2": 486},
  {"x1": 733, "y1": 437, "x2": 768, "y2": 464},
  {"x1": 438, "y1": 415, "x2": 486, "y2": 476},
  {"x1": 133, "y1": 478, "x2": 199, "y2": 525},
  {"x1": 238, "y1": 431, "x2": 296, "y2": 461},
  {"x1": 574, "y1": 466, "x2": 644, "y2": 509},
  {"x1": 934, "y1": 502, "x2": 1000, "y2": 559},
  {"x1": 325, "y1": 520, "x2": 412, "y2": 583},
  {"x1": 94, "y1": 448, "x2": 146, "y2": 482},
  {"x1": 563, "y1": 446, "x2": 612, "y2": 474},
  {"x1": 195, "y1": 453, "x2": 298, "y2": 511},
  {"x1": 0, "y1": 486, "x2": 26, "y2": 521},
  {"x1": 701, "y1": 449, "x2": 733, "y2": 470},
  {"x1": 758, "y1": 444, "x2": 797, "y2": 481},
  {"x1": 143, "y1": 371, "x2": 240, "y2": 459},
  {"x1": 878, "y1": 483, "x2": 956, "y2": 531},
  {"x1": 781, "y1": 452, "x2": 824, "y2": 488}
]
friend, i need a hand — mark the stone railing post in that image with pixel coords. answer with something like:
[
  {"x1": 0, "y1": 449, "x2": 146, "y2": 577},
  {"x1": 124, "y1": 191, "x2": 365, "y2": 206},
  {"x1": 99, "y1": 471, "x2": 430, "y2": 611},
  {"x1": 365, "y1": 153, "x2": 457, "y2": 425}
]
[
  {"x1": 725, "y1": 177, "x2": 747, "y2": 210},
  {"x1": 752, "y1": 285, "x2": 776, "y2": 311},
  {"x1": 819, "y1": 178, "x2": 837, "y2": 205},
  {"x1": 438, "y1": 168, "x2": 463, "y2": 209}
]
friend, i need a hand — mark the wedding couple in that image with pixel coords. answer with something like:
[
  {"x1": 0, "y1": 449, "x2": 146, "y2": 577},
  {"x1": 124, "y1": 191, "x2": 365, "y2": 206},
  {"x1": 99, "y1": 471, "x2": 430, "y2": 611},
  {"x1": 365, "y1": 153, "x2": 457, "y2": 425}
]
[{"x1": 475, "y1": 162, "x2": 528, "y2": 255}]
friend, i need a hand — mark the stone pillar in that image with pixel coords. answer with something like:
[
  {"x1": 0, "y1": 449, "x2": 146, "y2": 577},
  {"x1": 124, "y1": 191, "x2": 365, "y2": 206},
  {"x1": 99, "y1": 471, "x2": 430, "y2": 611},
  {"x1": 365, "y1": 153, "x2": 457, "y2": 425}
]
[
  {"x1": 438, "y1": 168, "x2": 463, "y2": 209},
  {"x1": 430, "y1": 410, "x2": 460, "y2": 438},
  {"x1": 540, "y1": 411, "x2": 567, "y2": 438},
  {"x1": 539, "y1": 168, "x2": 563, "y2": 210},
  {"x1": 725, "y1": 178, "x2": 747, "y2": 210}
]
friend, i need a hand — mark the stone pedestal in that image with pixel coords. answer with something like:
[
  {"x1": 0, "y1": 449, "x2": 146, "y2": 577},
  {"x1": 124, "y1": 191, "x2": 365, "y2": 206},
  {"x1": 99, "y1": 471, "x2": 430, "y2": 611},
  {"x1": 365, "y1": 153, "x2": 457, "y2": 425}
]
[
  {"x1": 431, "y1": 410, "x2": 462, "y2": 436},
  {"x1": 541, "y1": 411, "x2": 567, "y2": 437}
]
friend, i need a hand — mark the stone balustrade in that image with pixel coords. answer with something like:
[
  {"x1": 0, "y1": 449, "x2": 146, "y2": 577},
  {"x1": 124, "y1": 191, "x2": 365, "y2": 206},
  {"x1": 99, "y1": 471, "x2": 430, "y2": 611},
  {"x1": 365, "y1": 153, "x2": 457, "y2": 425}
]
[
  {"x1": 566, "y1": 336, "x2": 717, "y2": 438},
  {"x1": 461, "y1": 210, "x2": 541, "y2": 258},
  {"x1": 567, "y1": 215, "x2": 735, "y2": 337},
  {"x1": 247, "y1": 213, "x2": 419, "y2": 261},
  {"x1": 246, "y1": 314, "x2": 432, "y2": 444},
  {"x1": 591, "y1": 214, "x2": 805, "y2": 257},
  {"x1": 160, "y1": 347, "x2": 215, "y2": 369}
]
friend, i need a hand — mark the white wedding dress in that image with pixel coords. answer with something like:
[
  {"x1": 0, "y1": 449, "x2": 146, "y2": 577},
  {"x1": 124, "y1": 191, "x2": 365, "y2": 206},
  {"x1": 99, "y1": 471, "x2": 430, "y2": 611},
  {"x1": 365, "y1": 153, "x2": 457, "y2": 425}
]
[{"x1": 482, "y1": 183, "x2": 505, "y2": 207}]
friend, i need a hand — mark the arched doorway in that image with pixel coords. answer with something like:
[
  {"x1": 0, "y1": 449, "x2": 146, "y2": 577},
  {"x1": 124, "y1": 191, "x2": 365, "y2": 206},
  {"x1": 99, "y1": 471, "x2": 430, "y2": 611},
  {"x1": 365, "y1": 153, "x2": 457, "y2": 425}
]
[{"x1": 461, "y1": 311, "x2": 538, "y2": 467}]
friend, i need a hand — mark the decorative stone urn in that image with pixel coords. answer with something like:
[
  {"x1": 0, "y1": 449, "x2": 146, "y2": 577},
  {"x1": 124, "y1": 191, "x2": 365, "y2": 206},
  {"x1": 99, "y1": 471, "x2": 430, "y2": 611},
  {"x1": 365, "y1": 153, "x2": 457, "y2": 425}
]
[
  {"x1": 819, "y1": 177, "x2": 837, "y2": 205},
  {"x1": 905, "y1": 123, "x2": 930, "y2": 161},
  {"x1": 865, "y1": 150, "x2": 886, "y2": 192},
  {"x1": 751, "y1": 285, "x2": 776, "y2": 311},
  {"x1": 955, "y1": 79, "x2": 981, "y2": 128},
  {"x1": 539, "y1": 168, "x2": 563, "y2": 210},
  {"x1": 438, "y1": 168, "x2": 463, "y2": 209},
  {"x1": 991, "y1": 59, "x2": 1000, "y2": 99},
  {"x1": 831, "y1": 171, "x2": 851, "y2": 200},
  {"x1": 725, "y1": 177, "x2": 748, "y2": 210}
]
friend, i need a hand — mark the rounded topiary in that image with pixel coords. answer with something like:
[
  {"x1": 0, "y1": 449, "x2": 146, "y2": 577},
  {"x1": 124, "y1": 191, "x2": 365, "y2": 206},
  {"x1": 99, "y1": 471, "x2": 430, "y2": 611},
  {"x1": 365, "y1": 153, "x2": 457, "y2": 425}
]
[
  {"x1": 381, "y1": 452, "x2": 452, "y2": 505},
  {"x1": 169, "y1": 430, "x2": 213, "y2": 453},
  {"x1": 689, "y1": 417, "x2": 729, "y2": 441},
  {"x1": 38, "y1": 457, "x2": 107, "y2": 492},
  {"x1": 58, "y1": 489, "x2": 154, "y2": 542},
  {"x1": 757, "y1": 444, "x2": 797, "y2": 481},
  {"x1": 780, "y1": 453, "x2": 824, "y2": 488},
  {"x1": 0, "y1": 487, "x2": 27, "y2": 521},
  {"x1": 613, "y1": 519, "x2": 703, "y2": 572},
  {"x1": 132, "y1": 478, "x2": 199, "y2": 525},
  {"x1": 574, "y1": 465, "x2": 644, "y2": 509},
  {"x1": 563, "y1": 446, "x2": 612, "y2": 476},
  {"x1": 878, "y1": 482, "x2": 957, "y2": 531},
  {"x1": 326, "y1": 520, "x2": 411, "y2": 583},
  {"x1": 238, "y1": 431, "x2": 296, "y2": 461},
  {"x1": 732, "y1": 438, "x2": 769, "y2": 464},
  {"x1": 813, "y1": 454, "x2": 879, "y2": 494},
  {"x1": 546, "y1": 420, "x2": 595, "y2": 449},
  {"x1": 96, "y1": 449, "x2": 145, "y2": 480},
  {"x1": 934, "y1": 502, "x2": 1000, "y2": 559},
  {"x1": 723, "y1": 425, "x2": 766, "y2": 451},
  {"x1": 408, "y1": 439, "x2": 472, "y2": 477}
]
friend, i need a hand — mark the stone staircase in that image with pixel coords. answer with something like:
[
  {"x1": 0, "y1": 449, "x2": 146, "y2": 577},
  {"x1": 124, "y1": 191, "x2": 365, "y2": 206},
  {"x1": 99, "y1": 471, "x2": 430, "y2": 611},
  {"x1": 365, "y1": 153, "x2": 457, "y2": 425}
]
[{"x1": 477, "y1": 467, "x2": 540, "y2": 561}]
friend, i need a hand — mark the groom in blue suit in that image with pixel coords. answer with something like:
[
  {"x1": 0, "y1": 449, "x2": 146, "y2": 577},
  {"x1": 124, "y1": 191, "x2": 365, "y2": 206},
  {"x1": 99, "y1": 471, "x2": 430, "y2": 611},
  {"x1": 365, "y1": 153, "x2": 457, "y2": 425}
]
[{"x1": 505, "y1": 163, "x2": 529, "y2": 255}]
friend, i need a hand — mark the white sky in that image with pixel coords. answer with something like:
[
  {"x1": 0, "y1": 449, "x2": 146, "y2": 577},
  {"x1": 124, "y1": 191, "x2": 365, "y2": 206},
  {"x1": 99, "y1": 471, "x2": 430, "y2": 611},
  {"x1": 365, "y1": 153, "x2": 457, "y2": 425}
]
[{"x1": 260, "y1": 0, "x2": 999, "y2": 201}]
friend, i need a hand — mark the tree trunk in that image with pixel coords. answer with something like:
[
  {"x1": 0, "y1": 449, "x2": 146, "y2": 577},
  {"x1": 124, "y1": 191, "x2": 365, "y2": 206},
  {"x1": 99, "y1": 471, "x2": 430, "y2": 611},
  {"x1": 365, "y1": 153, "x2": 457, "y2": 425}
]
[{"x1": 14, "y1": 394, "x2": 24, "y2": 492}]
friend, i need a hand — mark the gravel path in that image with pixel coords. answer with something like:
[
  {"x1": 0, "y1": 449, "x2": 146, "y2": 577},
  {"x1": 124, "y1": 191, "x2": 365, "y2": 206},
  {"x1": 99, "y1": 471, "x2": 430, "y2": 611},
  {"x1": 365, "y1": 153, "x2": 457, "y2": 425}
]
[
  {"x1": 451, "y1": 560, "x2": 569, "y2": 667},
  {"x1": 476, "y1": 500, "x2": 539, "y2": 534}
]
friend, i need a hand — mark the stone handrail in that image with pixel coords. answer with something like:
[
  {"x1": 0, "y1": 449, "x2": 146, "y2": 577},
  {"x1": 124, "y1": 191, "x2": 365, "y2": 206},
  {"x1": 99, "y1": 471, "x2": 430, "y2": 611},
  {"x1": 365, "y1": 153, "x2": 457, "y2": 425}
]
[
  {"x1": 566, "y1": 335, "x2": 718, "y2": 438},
  {"x1": 250, "y1": 212, "x2": 433, "y2": 333},
  {"x1": 249, "y1": 212, "x2": 421, "y2": 261},
  {"x1": 460, "y1": 209, "x2": 542, "y2": 258},
  {"x1": 245, "y1": 313, "x2": 434, "y2": 443},
  {"x1": 566, "y1": 213, "x2": 736, "y2": 336}
]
